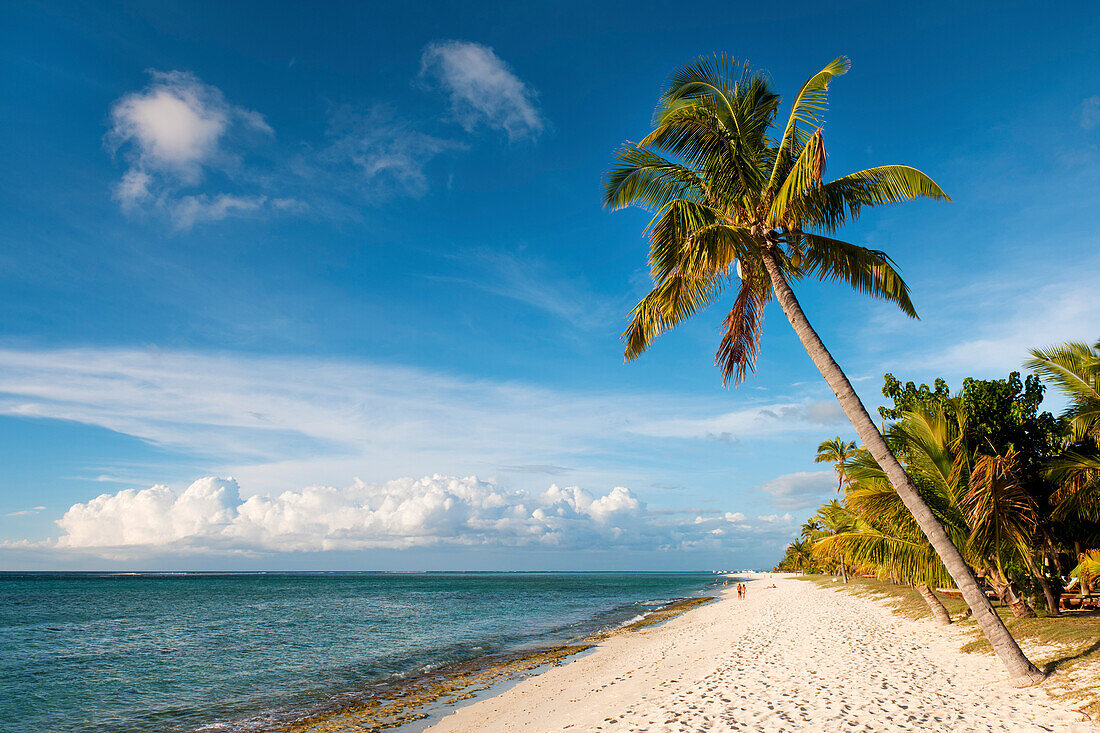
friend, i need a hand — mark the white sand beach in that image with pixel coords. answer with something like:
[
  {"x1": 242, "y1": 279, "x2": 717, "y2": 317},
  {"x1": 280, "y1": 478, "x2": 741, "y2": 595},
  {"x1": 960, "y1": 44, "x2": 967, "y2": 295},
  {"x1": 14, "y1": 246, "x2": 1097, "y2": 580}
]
[{"x1": 428, "y1": 575, "x2": 1091, "y2": 733}]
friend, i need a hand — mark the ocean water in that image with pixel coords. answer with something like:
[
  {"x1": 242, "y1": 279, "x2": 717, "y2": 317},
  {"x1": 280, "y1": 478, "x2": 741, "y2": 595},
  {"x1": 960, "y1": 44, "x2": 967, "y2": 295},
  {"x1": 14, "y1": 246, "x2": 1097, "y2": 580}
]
[{"x1": 0, "y1": 572, "x2": 718, "y2": 732}]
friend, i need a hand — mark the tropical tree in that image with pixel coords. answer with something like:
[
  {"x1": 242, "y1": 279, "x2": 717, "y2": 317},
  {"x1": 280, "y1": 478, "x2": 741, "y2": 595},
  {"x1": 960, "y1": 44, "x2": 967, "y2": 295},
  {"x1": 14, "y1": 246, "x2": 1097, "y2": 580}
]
[
  {"x1": 604, "y1": 54, "x2": 1043, "y2": 683},
  {"x1": 1027, "y1": 340, "x2": 1100, "y2": 444},
  {"x1": 1074, "y1": 549, "x2": 1100, "y2": 585},
  {"x1": 805, "y1": 499, "x2": 854, "y2": 581},
  {"x1": 786, "y1": 537, "x2": 815, "y2": 575},
  {"x1": 815, "y1": 437, "x2": 857, "y2": 493},
  {"x1": 1028, "y1": 339, "x2": 1100, "y2": 523}
]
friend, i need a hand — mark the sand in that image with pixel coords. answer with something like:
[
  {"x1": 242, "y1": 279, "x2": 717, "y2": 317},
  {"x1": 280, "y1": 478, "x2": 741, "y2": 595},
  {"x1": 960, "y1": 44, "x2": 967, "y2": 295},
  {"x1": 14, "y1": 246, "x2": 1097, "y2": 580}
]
[{"x1": 427, "y1": 575, "x2": 1092, "y2": 732}]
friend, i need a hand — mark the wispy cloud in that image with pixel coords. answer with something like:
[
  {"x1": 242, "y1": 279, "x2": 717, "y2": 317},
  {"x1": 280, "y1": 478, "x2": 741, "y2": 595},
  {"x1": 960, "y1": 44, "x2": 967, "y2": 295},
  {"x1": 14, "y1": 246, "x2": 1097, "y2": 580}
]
[
  {"x1": 635, "y1": 401, "x2": 848, "y2": 443},
  {"x1": 887, "y1": 267, "x2": 1100, "y2": 377},
  {"x1": 314, "y1": 104, "x2": 468, "y2": 201},
  {"x1": 3, "y1": 507, "x2": 46, "y2": 517},
  {"x1": 171, "y1": 194, "x2": 268, "y2": 229},
  {"x1": 0, "y1": 347, "x2": 835, "y2": 495},
  {"x1": 105, "y1": 43, "x2": 545, "y2": 228},
  {"x1": 439, "y1": 249, "x2": 618, "y2": 329},
  {"x1": 420, "y1": 41, "x2": 543, "y2": 141},
  {"x1": 754, "y1": 471, "x2": 835, "y2": 511}
]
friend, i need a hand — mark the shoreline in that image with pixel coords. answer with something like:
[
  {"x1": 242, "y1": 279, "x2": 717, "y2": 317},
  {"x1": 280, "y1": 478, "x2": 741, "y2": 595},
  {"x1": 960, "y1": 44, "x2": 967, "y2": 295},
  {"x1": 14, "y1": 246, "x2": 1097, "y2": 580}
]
[
  {"x1": 274, "y1": 595, "x2": 718, "y2": 732},
  {"x1": 425, "y1": 574, "x2": 1093, "y2": 732}
]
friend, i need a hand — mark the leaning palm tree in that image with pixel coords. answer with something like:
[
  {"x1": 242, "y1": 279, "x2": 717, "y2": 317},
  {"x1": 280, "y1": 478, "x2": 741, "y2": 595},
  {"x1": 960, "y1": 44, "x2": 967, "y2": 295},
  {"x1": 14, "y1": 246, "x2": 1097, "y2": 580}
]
[
  {"x1": 604, "y1": 54, "x2": 1043, "y2": 683},
  {"x1": 815, "y1": 436, "x2": 858, "y2": 492}
]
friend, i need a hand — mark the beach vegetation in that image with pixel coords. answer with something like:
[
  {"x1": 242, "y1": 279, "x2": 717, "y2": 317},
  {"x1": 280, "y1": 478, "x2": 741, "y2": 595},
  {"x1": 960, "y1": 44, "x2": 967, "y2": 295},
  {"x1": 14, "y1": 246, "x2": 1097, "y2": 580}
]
[
  {"x1": 604, "y1": 53, "x2": 1044, "y2": 683},
  {"x1": 780, "y1": 338, "x2": 1100, "y2": 673},
  {"x1": 815, "y1": 437, "x2": 858, "y2": 493}
]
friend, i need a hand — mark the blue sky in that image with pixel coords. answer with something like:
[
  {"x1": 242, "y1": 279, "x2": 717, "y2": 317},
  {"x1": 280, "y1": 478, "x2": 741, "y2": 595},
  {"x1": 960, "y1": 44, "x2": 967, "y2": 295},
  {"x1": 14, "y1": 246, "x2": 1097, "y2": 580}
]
[{"x1": 1, "y1": 1, "x2": 1098, "y2": 570}]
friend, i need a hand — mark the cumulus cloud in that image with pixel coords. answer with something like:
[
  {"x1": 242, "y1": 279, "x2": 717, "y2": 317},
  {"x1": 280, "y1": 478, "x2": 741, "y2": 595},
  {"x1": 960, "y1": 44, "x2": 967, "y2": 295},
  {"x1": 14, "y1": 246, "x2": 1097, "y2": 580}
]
[
  {"x1": 106, "y1": 70, "x2": 275, "y2": 228},
  {"x1": 420, "y1": 41, "x2": 543, "y2": 140},
  {"x1": 46, "y1": 474, "x2": 788, "y2": 558},
  {"x1": 754, "y1": 471, "x2": 835, "y2": 511}
]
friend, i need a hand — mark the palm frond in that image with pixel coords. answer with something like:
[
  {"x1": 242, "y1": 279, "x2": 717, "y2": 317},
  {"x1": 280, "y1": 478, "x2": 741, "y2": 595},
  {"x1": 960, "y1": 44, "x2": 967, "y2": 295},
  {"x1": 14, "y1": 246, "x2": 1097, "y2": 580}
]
[
  {"x1": 603, "y1": 144, "x2": 709, "y2": 211},
  {"x1": 796, "y1": 233, "x2": 917, "y2": 317},
  {"x1": 768, "y1": 128, "x2": 826, "y2": 224},
  {"x1": 766, "y1": 56, "x2": 850, "y2": 192},
  {"x1": 1047, "y1": 450, "x2": 1100, "y2": 522},
  {"x1": 965, "y1": 450, "x2": 1038, "y2": 559},
  {"x1": 623, "y1": 273, "x2": 723, "y2": 360},
  {"x1": 715, "y1": 277, "x2": 767, "y2": 384},
  {"x1": 1026, "y1": 341, "x2": 1100, "y2": 442},
  {"x1": 645, "y1": 199, "x2": 722, "y2": 280}
]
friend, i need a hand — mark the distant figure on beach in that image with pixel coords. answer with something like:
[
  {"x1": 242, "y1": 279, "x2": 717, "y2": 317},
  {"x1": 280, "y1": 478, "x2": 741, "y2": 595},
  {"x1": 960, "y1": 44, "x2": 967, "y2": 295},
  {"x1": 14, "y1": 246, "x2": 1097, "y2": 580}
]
[
  {"x1": 736, "y1": 583, "x2": 744, "y2": 600},
  {"x1": 741, "y1": 583, "x2": 747, "y2": 600}
]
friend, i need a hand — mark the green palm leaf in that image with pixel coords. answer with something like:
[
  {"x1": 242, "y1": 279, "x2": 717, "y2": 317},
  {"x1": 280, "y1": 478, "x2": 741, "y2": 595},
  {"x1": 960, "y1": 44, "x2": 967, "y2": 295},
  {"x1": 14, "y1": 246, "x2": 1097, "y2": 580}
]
[
  {"x1": 767, "y1": 56, "x2": 850, "y2": 192},
  {"x1": 797, "y1": 233, "x2": 918, "y2": 317}
]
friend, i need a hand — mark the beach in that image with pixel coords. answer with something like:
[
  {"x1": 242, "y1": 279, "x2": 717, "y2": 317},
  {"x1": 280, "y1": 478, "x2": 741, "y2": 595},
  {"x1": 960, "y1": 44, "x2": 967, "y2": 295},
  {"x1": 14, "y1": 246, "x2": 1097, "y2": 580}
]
[{"x1": 428, "y1": 575, "x2": 1093, "y2": 732}]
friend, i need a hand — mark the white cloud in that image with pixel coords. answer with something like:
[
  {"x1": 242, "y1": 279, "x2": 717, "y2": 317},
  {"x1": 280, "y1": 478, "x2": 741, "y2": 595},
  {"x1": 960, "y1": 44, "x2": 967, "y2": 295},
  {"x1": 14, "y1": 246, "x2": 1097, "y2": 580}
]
[
  {"x1": 754, "y1": 471, "x2": 835, "y2": 511},
  {"x1": 908, "y1": 272, "x2": 1100, "y2": 375},
  {"x1": 4, "y1": 506, "x2": 46, "y2": 517},
  {"x1": 106, "y1": 70, "x2": 275, "y2": 228},
  {"x1": 45, "y1": 474, "x2": 789, "y2": 558},
  {"x1": 0, "y1": 347, "x2": 837, "y2": 496},
  {"x1": 420, "y1": 41, "x2": 543, "y2": 140},
  {"x1": 635, "y1": 401, "x2": 847, "y2": 443},
  {"x1": 171, "y1": 194, "x2": 267, "y2": 229},
  {"x1": 438, "y1": 249, "x2": 617, "y2": 329}
]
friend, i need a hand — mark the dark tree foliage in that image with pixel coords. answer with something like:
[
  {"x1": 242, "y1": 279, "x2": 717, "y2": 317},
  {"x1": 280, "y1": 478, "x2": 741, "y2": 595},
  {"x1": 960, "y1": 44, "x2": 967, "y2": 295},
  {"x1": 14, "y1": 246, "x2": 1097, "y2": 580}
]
[
  {"x1": 880, "y1": 372, "x2": 1062, "y2": 504},
  {"x1": 879, "y1": 374, "x2": 951, "y2": 419},
  {"x1": 881, "y1": 373, "x2": 1059, "y2": 457}
]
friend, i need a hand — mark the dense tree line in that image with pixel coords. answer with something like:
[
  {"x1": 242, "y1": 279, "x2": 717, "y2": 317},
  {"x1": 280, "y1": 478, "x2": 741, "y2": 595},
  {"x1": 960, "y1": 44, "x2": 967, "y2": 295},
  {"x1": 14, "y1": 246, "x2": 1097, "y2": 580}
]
[{"x1": 776, "y1": 339, "x2": 1100, "y2": 624}]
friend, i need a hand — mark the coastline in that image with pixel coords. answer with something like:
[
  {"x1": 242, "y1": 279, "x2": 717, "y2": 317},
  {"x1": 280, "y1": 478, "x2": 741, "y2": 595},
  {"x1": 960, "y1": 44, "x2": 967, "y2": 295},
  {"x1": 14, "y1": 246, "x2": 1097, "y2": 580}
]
[
  {"x1": 425, "y1": 574, "x2": 1092, "y2": 732},
  {"x1": 275, "y1": 595, "x2": 717, "y2": 732}
]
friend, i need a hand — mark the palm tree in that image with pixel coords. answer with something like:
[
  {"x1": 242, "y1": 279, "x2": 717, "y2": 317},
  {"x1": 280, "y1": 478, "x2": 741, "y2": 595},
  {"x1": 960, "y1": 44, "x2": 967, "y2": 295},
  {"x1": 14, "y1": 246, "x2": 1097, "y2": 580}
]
[
  {"x1": 806, "y1": 500, "x2": 854, "y2": 581},
  {"x1": 604, "y1": 55, "x2": 1043, "y2": 683},
  {"x1": 815, "y1": 437, "x2": 858, "y2": 492},
  {"x1": 817, "y1": 494, "x2": 955, "y2": 624},
  {"x1": 1026, "y1": 339, "x2": 1100, "y2": 444},
  {"x1": 788, "y1": 537, "x2": 814, "y2": 575},
  {"x1": 1028, "y1": 339, "x2": 1100, "y2": 522}
]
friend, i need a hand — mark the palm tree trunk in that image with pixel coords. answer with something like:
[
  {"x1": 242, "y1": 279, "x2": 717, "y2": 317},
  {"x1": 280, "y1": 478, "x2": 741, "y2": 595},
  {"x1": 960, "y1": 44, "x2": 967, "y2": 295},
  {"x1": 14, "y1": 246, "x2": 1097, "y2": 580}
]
[
  {"x1": 840, "y1": 556, "x2": 848, "y2": 583},
  {"x1": 1022, "y1": 552, "x2": 1059, "y2": 616},
  {"x1": 760, "y1": 248, "x2": 1044, "y2": 685},
  {"x1": 988, "y1": 567, "x2": 1036, "y2": 618},
  {"x1": 916, "y1": 583, "x2": 951, "y2": 625}
]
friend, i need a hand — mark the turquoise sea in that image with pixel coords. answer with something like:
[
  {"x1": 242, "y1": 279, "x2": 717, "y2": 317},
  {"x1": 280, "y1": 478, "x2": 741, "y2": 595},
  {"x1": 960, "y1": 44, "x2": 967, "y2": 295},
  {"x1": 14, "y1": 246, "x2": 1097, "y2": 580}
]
[{"x1": 1, "y1": 572, "x2": 718, "y2": 732}]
